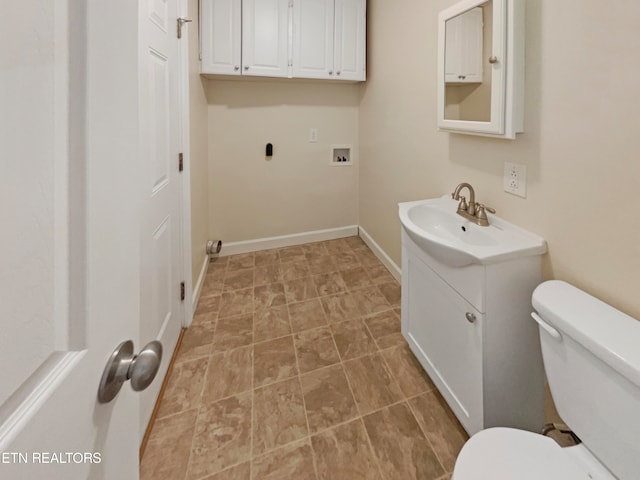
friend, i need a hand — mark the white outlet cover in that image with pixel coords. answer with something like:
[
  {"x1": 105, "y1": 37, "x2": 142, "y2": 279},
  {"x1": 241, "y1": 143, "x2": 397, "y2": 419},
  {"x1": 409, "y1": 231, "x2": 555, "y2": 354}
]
[
  {"x1": 504, "y1": 162, "x2": 527, "y2": 198},
  {"x1": 309, "y1": 128, "x2": 318, "y2": 143}
]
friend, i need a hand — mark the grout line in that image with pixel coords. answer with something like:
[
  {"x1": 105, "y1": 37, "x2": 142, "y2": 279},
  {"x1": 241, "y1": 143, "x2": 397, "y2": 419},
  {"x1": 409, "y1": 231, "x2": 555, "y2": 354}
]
[
  {"x1": 249, "y1": 307, "x2": 255, "y2": 480},
  {"x1": 405, "y1": 395, "x2": 449, "y2": 475}
]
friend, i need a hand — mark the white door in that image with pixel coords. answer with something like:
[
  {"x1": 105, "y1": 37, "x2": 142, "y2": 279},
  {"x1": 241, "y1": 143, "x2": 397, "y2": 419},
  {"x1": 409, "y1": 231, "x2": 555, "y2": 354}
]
[
  {"x1": 0, "y1": 0, "x2": 184, "y2": 478},
  {"x1": 333, "y1": 0, "x2": 366, "y2": 81},
  {"x1": 242, "y1": 0, "x2": 291, "y2": 77},
  {"x1": 200, "y1": 0, "x2": 242, "y2": 75},
  {"x1": 292, "y1": 0, "x2": 334, "y2": 79},
  {"x1": 138, "y1": 0, "x2": 185, "y2": 438}
]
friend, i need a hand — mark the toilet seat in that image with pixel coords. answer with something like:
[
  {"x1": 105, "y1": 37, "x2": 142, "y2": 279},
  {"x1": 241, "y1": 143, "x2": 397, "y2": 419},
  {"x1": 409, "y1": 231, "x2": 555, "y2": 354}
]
[{"x1": 452, "y1": 428, "x2": 609, "y2": 480}]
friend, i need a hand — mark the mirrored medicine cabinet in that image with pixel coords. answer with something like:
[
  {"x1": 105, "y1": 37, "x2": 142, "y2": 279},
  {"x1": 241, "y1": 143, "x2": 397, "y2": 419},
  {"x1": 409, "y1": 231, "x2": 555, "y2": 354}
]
[{"x1": 437, "y1": 0, "x2": 524, "y2": 139}]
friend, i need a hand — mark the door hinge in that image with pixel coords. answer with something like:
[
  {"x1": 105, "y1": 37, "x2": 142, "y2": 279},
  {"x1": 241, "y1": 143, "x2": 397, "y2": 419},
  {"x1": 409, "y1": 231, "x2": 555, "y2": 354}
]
[
  {"x1": 180, "y1": 281, "x2": 185, "y2": 301},
  {"x1": 178, "y1": 152, "x2": 184, "y2": 172}
]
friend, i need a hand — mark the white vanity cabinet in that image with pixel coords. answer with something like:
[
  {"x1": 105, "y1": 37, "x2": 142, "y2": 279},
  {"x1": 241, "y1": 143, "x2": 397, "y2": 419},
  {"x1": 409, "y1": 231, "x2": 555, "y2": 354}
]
[
  {"x1": 200, "y1": 0, "x2": 366, "y2": 80},
  {"x1": 401, "y1": 228, "x2": 545, "y2": 436},
  {"x1": 444, "y1": 7, "x2": 483, "y2": 83},
  {"x1": 292, "y1": 0, "x2": 366, "y2": 80}
]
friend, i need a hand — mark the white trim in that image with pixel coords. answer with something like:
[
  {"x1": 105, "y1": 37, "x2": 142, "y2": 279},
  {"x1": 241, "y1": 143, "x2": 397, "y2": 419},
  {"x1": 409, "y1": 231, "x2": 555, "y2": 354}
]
[
  {"x1": 219, "y1": 225, "x2": 359, "y2": 256},
  {"x1": 190, "y1": 254, "x2": 209, "y2": 324},
  {"x1": 358, "y1": 226, "x2": 402, "y2": 283},
  {"x1": 178, "y1": 0, "x2": 194, "y2": 327}
]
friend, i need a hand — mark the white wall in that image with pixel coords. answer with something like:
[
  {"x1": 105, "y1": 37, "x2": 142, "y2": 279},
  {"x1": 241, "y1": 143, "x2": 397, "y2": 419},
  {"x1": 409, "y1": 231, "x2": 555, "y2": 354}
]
[
  {"x1": 205, "y1": 79, "x2": 360, "y2": 243},
  {"x1": 359, "y1": 0, "x2": 640, "y2": 320}
]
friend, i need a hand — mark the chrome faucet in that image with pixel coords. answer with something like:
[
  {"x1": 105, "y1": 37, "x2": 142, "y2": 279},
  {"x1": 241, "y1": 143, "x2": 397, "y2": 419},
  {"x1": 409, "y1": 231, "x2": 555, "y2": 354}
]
[{"x1": 451, "y1": 182, "x2": 496, "y2": 226}]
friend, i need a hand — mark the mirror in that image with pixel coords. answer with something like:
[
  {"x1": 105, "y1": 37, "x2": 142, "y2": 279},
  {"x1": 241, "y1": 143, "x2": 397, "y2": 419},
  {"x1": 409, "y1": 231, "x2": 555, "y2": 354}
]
[{"x1": 437, "y1": 0, "x2": 524, "y2": 139}]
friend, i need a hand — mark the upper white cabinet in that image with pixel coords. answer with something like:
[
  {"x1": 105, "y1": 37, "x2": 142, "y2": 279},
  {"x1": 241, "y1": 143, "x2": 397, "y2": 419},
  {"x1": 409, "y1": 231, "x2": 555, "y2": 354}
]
[
  {"x1": 444, "y1": 7, "x2": 483, "y2": 84},
  {"x1": 200, "y1": 0, "x2": 366, "y2": 81},
  {"x1": 242, "y1": 0, "x2": 291, "y2": 77},
  {"x1": 292, "y1": 0, "x2": 366, "y2": 81},
  {"x1": 200, "y1": 0, "x2": 242, "y2": 75}
]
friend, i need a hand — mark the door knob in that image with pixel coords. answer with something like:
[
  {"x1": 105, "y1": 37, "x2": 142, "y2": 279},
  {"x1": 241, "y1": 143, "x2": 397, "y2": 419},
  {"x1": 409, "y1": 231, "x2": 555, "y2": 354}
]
[{"x1": 98, "y1": 340, "x2": 163, "y2": 403}]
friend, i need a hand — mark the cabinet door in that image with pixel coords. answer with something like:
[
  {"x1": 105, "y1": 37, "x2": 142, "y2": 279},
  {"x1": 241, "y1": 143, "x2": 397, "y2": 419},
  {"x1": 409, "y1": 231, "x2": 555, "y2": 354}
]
[
  {"x1": 444, "y1": 7, "x2": 483, "y2": 83},
  {"x1": 292, "y1": 0, "x2": 334, "y2": 79},
  {"x1": 334, "y1": 0, "x2": 366, "y2": 81},
  {"x1": 200, "y1": 0, "x2": 242, "y2": 75},
  {"x1": 242, "y1": 0, "x2": 291, "y2": 77},
  {"x1": 403, "y1": 254, "x2": 483, "y2": 434}
]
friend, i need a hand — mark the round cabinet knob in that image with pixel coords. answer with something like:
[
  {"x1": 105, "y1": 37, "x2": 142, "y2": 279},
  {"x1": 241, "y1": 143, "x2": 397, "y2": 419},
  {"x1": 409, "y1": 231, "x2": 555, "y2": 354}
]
[
  {"x1": 465, "y1": 312, "x2": 476, "y2": 323},
  {"x1": 244, "y1": 66, "x2": 249, "y2": 71},
  {"x1": 488, "y1": 56, "x2": 498, "y2": 64},
  {"x1": 336, "y1": 71, "x2": 341, "y2": 76},
  {"x1": 328, "y1": 70, "x2": 333, "y2": 75},
  {"x1": 234, "y1": 65, "x2": 240, "y2": 71}
]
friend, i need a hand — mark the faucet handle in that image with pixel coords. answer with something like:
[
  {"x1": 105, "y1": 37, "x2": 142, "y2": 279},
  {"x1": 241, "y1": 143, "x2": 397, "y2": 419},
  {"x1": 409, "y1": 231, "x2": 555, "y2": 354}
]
[
  {"x1": 475, "y1": 204, "x2": 495, "y2": 226},
  {"x1": 477, "y1": 203, "x2": 496, "y2": 214},
  {"x1": 457, "y1": 196, "x2": 468, "y2": 212}
]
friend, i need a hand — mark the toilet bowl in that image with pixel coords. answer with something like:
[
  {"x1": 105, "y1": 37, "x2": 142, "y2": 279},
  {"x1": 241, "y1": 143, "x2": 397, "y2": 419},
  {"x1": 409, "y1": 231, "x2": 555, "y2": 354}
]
[{"x1": 452, "y1": 281, "x2": 640, "y2": 480}]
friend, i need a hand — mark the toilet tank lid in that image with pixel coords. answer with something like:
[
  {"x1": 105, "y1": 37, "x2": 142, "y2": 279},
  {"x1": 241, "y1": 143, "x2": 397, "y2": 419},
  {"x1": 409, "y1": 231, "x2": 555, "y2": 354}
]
[{"x1": 532, "y1": 280, "x2": 640, "y2": 388}]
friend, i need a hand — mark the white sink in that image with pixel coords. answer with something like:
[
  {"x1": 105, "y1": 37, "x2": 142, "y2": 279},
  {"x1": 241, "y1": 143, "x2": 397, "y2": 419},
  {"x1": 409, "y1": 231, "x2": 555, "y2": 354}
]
[{"x1": 398, "y1": 196, "x2": 547, "y2": 267}]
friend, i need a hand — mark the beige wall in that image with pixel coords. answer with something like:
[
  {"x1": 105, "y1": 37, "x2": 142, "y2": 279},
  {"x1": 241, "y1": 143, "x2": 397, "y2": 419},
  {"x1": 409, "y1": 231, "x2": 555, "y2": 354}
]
[
  {"x1": 188, "y1": 0, "x2": 210, "y2": 287},
  {"x1": 359, "y1": 0, "x2": 640, "y2": 319},
  {"x1": 205, "y1": 79, "x2": 359, "y2": 243}
]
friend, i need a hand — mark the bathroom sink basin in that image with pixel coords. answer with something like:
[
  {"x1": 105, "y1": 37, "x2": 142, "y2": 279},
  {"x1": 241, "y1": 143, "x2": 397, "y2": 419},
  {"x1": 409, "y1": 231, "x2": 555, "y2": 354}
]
[{"x1": 399, "y1": 196, "x2": 547, "y2": 267}]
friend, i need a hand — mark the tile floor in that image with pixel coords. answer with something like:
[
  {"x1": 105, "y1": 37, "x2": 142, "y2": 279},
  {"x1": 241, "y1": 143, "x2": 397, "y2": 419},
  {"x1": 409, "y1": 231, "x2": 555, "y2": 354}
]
[{"x1": 141, "y1": 237, "x2": 468, "y2": 480}]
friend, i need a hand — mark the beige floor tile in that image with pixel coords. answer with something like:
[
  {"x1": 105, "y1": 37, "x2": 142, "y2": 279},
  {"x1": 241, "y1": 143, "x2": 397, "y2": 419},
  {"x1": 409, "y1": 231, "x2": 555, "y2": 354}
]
[
  {"x1": 227, "y1": 253, "x2": 255, "y2": 271},
  {"x1": 157, "y1": 356, "x2": 209, "y2": 418},
  {"x1": 253, "y1": 335, "x2": 298, "y2": 387},
  {"x1": 224, "y1": 268, "x2": 255, "y2": 292},
  {"x1": 364, "y1": 310, "x2": 404, "y2": 350},
  {"x1": 188, "y1": 392, "x2": 252, "y2": 479},
  {"x1": 203, "y1": 345, "x2": 252, "y2": 403},
  {"x1": 278, "y1": 246, "x2": 306, "y2": 263},
  {"x1": 350, "y1": 287, "x2": 391, "y2": 317},
  {"x1": 332, "y1": 251, "x2": 361, "y2": 271},
  {"x1": 209, "y1": 256, "x2": 229, "y2": 267},
  {"x1": 344, "y1": 236, "x2": 366, "y2": 249},
  {"x1": 201, "y1": 462, "x2": 250, "y2": 480},
  {"x1": 408, "y1": 391, "x2": 468, "y2": 472},
  {"x1": 382, "y1": 344, "x2": 435, "y2": 398},
  {"x1": 213, "y1": 314, "x2": 253, "y2": 351},
  {"x1": 339, "y1": 267, "x2": 373, "y2": 290},
  {"x1": 254, "y1": 264, "x2": 282, "y2": 286},
  {"x1": 307, "y1": 256, "x2": 339, "y2": 275},
  {"x1": 254, "y1": 305, "x2": 291, "y2": 343},
  {"x1": 323, "y1": 238, "x2": 352, "y2": 255},
  {"x1": 319, "y1": 292, "x2": 361, "y2": 324},
  {"x1": 378, "y1": 281, "x2": 401, "y2": 307},
  {"x1": 288, "y1": 298, "x2": 328, "y2": 333},
  {"x1": 301, "y1": 241, "x2": 329, "y2": 257},
  {"x1": 252, "y1": 439, "x2": 317, "y2": 480},
  {"x1": 219, "y1": 288, "x2": 254, "y2": 318},
  {"x1": 310, "y1": 419, "x2": 381, "y2": 480},
  {"x1": 141, "y1": 408, "x2": 198, "y2": 480},
  {"x1": 343, "y1": 353, "x2": 403, "y2": 415},
  {"x1": 294, "y1": 327, "x2": 340, "y2": 373},
  {"x1": 254, "y1": 282, "x2": 287, "y2": 312},
  {"x1": 353, "y1": 248, "x2": 381, "y2": 266},
  {"x1": 202, "y1": 273, "x2": 224, "y2": 296},
  {"x1": 197, "y1": 294, "x2": 222, "y2": 315},
  {"x1": 255, "y1": 249, "x2": 280, "y2": 266},
  {"x1": 367, "y1": 265, "x2": 397, "y2": 285},
  {"x1": 281, "y1": 260, "x2": 311, "y2": 282},
  {"x1": 301, "y1": 365, "x2": 359, "y2": 434},
  {"x1": 283, "y1": 277, "x2": 319, "y2": 303},
  {"x1": 312, "y1": 271, "x2": 347, "y2": 296},
  {"x1": 331, "y1": 319, "x2": 378, "y2": 360},
  {"x1": 177, "y1": 317, "x2": 216, "y2": 362},
  {"x1": 253, "y1": 378, "x2": 308, "y2": 455},
  {"x1": 363, "y1": 402, "x2": 445, "y2": 480}
]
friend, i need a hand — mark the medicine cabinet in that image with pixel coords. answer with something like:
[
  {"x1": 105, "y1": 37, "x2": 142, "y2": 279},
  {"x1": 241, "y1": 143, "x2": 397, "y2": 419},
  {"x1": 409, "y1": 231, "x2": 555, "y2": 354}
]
[{"x1": 437, "y1": 0, "x2": 524, "y2": 139}]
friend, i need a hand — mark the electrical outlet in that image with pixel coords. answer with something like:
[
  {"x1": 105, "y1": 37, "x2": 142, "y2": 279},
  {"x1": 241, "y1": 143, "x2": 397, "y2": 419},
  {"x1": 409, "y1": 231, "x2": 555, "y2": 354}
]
[
  {"x1": 309, "y1": 128, "x2": 318, "y2": 143},
  {"x1": 503, "y1": 162, "x2": 527, "y2": 198}
]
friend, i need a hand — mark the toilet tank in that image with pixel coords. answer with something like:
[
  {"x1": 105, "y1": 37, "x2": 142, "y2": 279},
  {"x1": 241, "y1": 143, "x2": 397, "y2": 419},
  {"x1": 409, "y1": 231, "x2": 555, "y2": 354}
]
[{"x1": 532, "y1": 280, "x2": 640, "y2": 480}]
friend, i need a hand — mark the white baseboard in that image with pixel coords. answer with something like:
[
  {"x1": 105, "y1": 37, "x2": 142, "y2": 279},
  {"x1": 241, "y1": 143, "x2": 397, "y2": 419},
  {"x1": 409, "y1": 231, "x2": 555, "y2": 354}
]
[
  {"x1": 358, "y1": 226, "x2": 402, "y2": 283},
  {"x1": 219, "y1": 225, "x2": 359, "y2": 256},
  {"x1": 190, "y1": 254, "x2": 209, "y2": 326}
]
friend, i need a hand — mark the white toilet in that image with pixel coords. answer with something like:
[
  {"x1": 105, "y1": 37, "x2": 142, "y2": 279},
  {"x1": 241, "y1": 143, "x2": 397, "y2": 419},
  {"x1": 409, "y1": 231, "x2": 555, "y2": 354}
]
[{"x1": 452, "y1": 280, "x2": 640, "y2": 480}]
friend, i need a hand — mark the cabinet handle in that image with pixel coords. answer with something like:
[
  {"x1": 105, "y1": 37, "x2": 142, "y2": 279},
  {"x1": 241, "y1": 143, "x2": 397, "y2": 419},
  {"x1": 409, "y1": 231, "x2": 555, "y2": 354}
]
[
  {"x1": 336, "y1": 71, "x2": 341, "y2": 76},
  {"x1": 234, "y1": 65, "x2": 240, "y2": 71},
  {"x1": 244, "y1": 66, "x2": 249, "y2": 71},
  {"x1": 328, "y1": 70, "x2": 333, "y2": 75},
  {"x1": 465, "y1": 312, "x2": 476, "y2": 323},
  {"x1": 488, "y1": 56, "x2": 498, "y2": 64}
]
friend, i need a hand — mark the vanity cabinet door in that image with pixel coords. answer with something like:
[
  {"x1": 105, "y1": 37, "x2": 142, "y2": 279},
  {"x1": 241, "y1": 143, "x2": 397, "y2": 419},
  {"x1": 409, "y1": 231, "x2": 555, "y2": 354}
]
[
  {"x1": 292, "y1": 0, "x2": 334, "y2": 79},
  {"x1": 333, "y1": 0, "x2": 366, "y2": 81},
  {"x1": 444, "y1": 7, "x2": 483, "y2": 84},
  {"x1": 200, "y1": 0, "x2": 242, "y2": 75},
  {"x1": 242, "y1": 0, "x2": 291, "y2": 77},
  {"x1": 404, "y1": 254, "x2": 484, "y2": 434}
]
